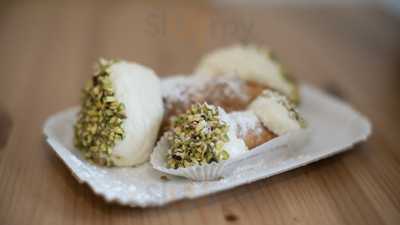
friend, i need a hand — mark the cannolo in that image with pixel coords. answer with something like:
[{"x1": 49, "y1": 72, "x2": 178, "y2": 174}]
[
  {"x1": 195, "y1": 44, "x2": 299, "y2": 104},
  {"x1": 163, "y1": 103, "x2": 248, "y2": 169},
  {"x1": 161, "y1": 75, "x2": 266, "y2": 132},
  {"x1": 74, "y1": 59, "x2": 164, "y2": 166}
]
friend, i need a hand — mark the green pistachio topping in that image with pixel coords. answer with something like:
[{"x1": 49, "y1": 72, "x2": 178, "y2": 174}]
[
  {"x1": 166, "y1": 103, "x2": 230, "y2": 169},
  {"x1": 74, "y1": 59, "x2": 126, "y2": 166},
  {"x1": 263, "y1": 90, "x2": 306, "y2": 128}
]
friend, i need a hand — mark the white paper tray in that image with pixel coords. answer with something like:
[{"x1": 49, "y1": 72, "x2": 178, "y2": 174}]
[{"x1": 43, "y1": 84, "x2": 371, "y2": 207}]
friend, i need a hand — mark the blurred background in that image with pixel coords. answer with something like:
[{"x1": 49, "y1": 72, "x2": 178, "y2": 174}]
[
  {"x1": 1, "y1": 1, "x2": 400, "y2": 224},
  {"x1": 1, "y1": 0, "x2": 399, "y2": 76},
  {"x1": 1, "y1": 0, "x2": 399, "y2": 119}
]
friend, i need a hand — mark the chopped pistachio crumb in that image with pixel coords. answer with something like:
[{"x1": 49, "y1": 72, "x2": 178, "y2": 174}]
[
  {"x1": 74, "y1": 58, "x2": 126, "y2": 166},
  {"x1": 263, "y1": 90, "x2": 306, "y2": 128},
  {"x1": 166, "y1": 103, "x2": 230, "y2": 169}
]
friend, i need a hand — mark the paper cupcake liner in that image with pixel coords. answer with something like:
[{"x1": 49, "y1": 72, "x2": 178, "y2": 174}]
[{"x1": 150, "y1": 128, "x2": 311, "y2": 181}]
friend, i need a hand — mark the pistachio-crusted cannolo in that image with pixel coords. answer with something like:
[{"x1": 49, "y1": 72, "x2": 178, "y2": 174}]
[
  {"x1": 160, "y1": 75, "x2": 277, "y2": 150},
  {"x1": 165, "y1": 103, "x2": 247, "y2": 169},
  {"x1": 160, "y1": 75, "x2": 266, "y2": 133},
  {"x1": 195, "y1": 44, "x2": 299, "y2": 104},
  {"x1": 74, "y1": 59, "x2": 164, "y2": 166}
]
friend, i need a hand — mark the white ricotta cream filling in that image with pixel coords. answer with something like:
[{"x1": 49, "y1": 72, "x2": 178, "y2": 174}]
[
  {"x1": 249, "y1": 91, "x2": 302, "y2": 135},
  {"x1": 218, "y1": 107, "x2": 248, "y2": 159},
  {"x1": 109, "y1": 61, "x2": 164, "y2": 166}
]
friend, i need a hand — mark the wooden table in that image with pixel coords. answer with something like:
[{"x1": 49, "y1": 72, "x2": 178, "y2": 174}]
[{"x1": 1, "y1": 1, "x2": 399, "y2": 224}]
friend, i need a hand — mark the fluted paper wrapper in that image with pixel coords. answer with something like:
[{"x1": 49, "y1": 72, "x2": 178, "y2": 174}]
[
  {"x1": 150, "y1": 129, "x2": 311, "y2": 181},
  {"x1": 43, "y1": 84, "x2": 371, "y2": 207}
]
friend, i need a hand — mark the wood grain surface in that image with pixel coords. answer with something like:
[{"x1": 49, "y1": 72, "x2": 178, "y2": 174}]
[{"x1": 0, "y1": 1, "x2": 399, "y2": 225}]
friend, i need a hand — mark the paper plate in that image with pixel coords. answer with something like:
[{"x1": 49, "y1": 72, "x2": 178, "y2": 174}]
[{"x1": 43, "y1": 84, "x2": 371, "y2": 207}]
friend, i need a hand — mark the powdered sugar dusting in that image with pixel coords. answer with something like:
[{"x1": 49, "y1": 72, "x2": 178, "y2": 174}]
[
  {"x1": 211, "y1": 76, "x2": 249, "y2": 101},
  {"x1": 161, "y1": 75, "x2": 251, "y2": 108},
  {"x1": 218, "y1": 107, "x2": 248, "y2": 158},
  {"x1": 229, "y1": 111, "x2": 263, "y2": 137},
  {"x1": 161, "y1": 75, "x2": 193, "y2": 104}
]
